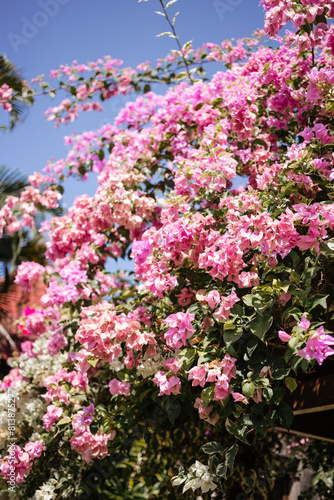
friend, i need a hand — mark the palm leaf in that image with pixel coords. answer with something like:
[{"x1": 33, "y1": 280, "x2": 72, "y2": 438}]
[
  {"x1": 0, "y1": 53, "x2": 29, "y2": 130},
  {"x1": 17, "y1": 235, "x2": 48, "y2": 267},
  {"x1": 0, "y1": 165, "x2": 27, "y2": 207}
]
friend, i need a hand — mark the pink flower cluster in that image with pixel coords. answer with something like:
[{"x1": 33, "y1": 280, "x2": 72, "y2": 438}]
[
  {"x1": 3, "y1": 0, "x2": 334, "y2": 479},
  {"x1": 153, "y1": 371, "x2": 181, "y2": 396},
  {"x1": 297, "y1": 327, "x2": 334, "y2": 365},
  {"x1": 14, "y1": 262, "x2": 45, "y2": 292},
  {"x1": 43, "y1": 368, "x2": 88, "y2": 404},
  {"x1": 76, "y1": 302, "x2": 157, "y2": 367},
  {"x1": 0, "y1": 441, "x2": 45, "y2": 484},
  {"x1": 108, "y1": 379, "x2": 130, "y2": 396},
  {"x1": 0, "y1": 368, "x2": 26, "y2": 392},
  {"x1": 0, "y1": 84, "x2": 13, "y2": 111},
  {"x1": 42, "y1": 404, "x2": 63, "y2": 432},
  {"x1": 279, "y1": 316, "x2": 334, "y2": 365},
  {"x1": 17, "y1": 308, "x2": 46, "y2": 338},
  {"x1": 163, "y1": 310, "x2": 195, "y2": 350},
  {"x1": 187, "y1": 354, "x2": 236, "y2": 402},
  {"x1": 194, "y1": 398, "x2": 219, "y2": 426},
  {"x1": 70, "y1": 405, "x2": 114, "y2": 462}
]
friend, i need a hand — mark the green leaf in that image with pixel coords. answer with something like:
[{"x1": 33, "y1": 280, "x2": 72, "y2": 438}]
[
  {"x1": 274, "y1": 368, "x2": 290, "y2": 380},
  {"x1": 87, "y1": 358, "x2": 99, "y2": 367},
  {"x1": 249, "y1": 314, "x2": 273, "y2": 341},
  {"x1": 252, "y1": 138, "x2": 268, "y2": 150},
  {"x1": 194, "y1": 103, "x2": 203, "y2": 111},
  {"x1": 201, "y1": 441, "x2": 225, "y2": 455},
  {"x1": 246, "y1": 337, "x2": 259, "y2": 358},
  {"x1": 242, "y1": 293, "x2": 273, "y2": 315},
  {"x1": 166, "y1": 0, "x2": 178, "y2": 7},
  {"x1": 166, "y1": 402, "x2": 181, "y2": 426},
  {"x1": 285, "y1": 376, "x2": 297, "y2": 393},
  {"x1": 183, "y1": 478, "x2": 197, "y2": 493},
  {"x1": 305, "y1": 294, "x2": 328, "y2": 312},
  {"x1": 156, "y1": 31, "x2": 173, "y2": 37},
  {"x1": 242, "y1": 294, "x2": 253, "y2": 307},
  {"x1": 282, "y1": 307, "x2": 302, "y2": 322},
  {"x1": 179, "y1": 348, "x2": 196, "y2": 369},
  {"x1": 262, "y1": 62, "x2": 270, "y2": 73},
  {"x1": 212, "y1": 98, "x2": 223, "y2": 106},
  {"x1": 216, "y1": 462, "x2": 227, "y2": 478},
  {"x1": 71, "y1": 394, "x2": 87, "y2": 402},
  {"x1": 174, "y1": 72, "x2": 187, "y2": 80},
  {"x1": 57, "y1": 417, "x2": 71, "y2": 426},
  {"x1": 188, "y1": 303, "x2": 200, "y2": 314},
  {"x1": 277, "y1": 401, "x2": 294, "y2": 430},
  {"x1": 225, "y1": 418, "x2": 249, "y2": 444},
  {"x1": 172, "y1": 475, "x2": 186, "y2": 486},
  {"x1": 223, "y1": 326, "x2": 243, "y2": 345},
  {"x1": 208, "y1": 454, "x2": 219, "y2": 471},
  {"x1": 242, "y1": 381, "x2": 254, "y2": 398},
  {"x1": 201, "y1": 385, "x2": 215, "y2": 406},
  {"x1": 320, "y1": 238, "x2": 334, "y2": 256},
  {"x1": 225, "y1": 444, "x2": 239, "y2": 472}
]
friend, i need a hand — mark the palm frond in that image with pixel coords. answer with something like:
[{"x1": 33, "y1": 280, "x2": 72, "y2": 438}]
[
  {"x1": 0, "y1": 165, "x2": 27, "y2": 207},
  {"x1": 0, "y1": 53, "x2": 29, "y2": 130},
  {"x1": 17, "y1": 235, "x2": 48, "y2": 267}
]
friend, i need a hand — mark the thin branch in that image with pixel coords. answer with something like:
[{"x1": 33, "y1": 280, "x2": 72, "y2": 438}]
[{"x1": 159, "y1": 0, "x2": 194, "y2": 85}]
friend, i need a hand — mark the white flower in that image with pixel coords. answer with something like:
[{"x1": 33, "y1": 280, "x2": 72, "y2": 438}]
[
  {"x1": 189, "y1": 461, "x2": 209, "y2": 477},
  {"x1": 33, "y1": 478, "x2": 57, "y2": 500},
  {"x1": 137, "y1": 355, "x2": 163, "y2": 378},
  {"x1": 188, "y1": 461, "x2": 217, "y2": 494},
  {"x1": 109, "y1": 358, "x2": 124, "y2": 372},
  {"x1": 138, "y1": 284, "x2": 147, "y2": 294}
]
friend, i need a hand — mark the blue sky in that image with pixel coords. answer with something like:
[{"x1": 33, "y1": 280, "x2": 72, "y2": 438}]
[{"x1": 1, "y1": 0, "x2": 266, "y2": 207}]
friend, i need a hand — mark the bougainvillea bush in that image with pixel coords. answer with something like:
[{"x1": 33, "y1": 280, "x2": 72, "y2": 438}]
[{"x1": 1, "y1": 0, "x2": 334, "y2": 498}]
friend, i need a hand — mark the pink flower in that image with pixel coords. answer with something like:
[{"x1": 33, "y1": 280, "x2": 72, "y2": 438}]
[
  {"x1": 176, "y1": 287, "x2": 193, "y2": 306},
  {"x1": 214, "y1": 291, "x2": 240, "y2": 321},
  {"x1": 194, "y1": 398, "x2": 219, "y2": 425},
  {"x1": 42, "y1": 405, "x2": 63, "y2": 432},
  {"x1": 152, "y1": 371, "x2": 181, "y2": 396},
  {"x1": 206, "y1": 290, "x2": 221, "y2": 309},
  {"x1": 70, "y1": 429, "x2": 115, "y2": 463},
  {"x1": 232, "y1": 392, "x2": 248, "y2": 404},
  {"x1": 297, "y1": 327, "x2": 334, "y2": 365},
  {"x1": 77, "y1": 404, "x2": 95, "y2": 426},
  {"x1": 0, "y1": 446, "x2": 30, "y2": 484},
  {"x1": 163, "y1": 357, "x2": 182, "y2": 374},
  {"x1": 24, "y1": 440, "x2": 46, "y2": 460},
  {"x1": 187, "y1": 365, "x2": 207, "y2": 388},
  {"x1": 164, "y1": 310, "x2": 195, "y2": 349},
  {"x1": 298, "y1": 316, "x2": 310, "y2": 331},
  {"x1": 278, "y1": 330, "x2": 291, "y2": 342},
  {"x1": 213, "y1": 375, "x2": 229, "y2": 401},
  {"x1": 278, "y1": 293, "x2": 291, "y2": 306},
  {"x1": 14, "y1": 261, "x2": 45, "y2": 292},
  {"x1": 108, "y1": 379, "x2": 130, "y2": 396}
]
